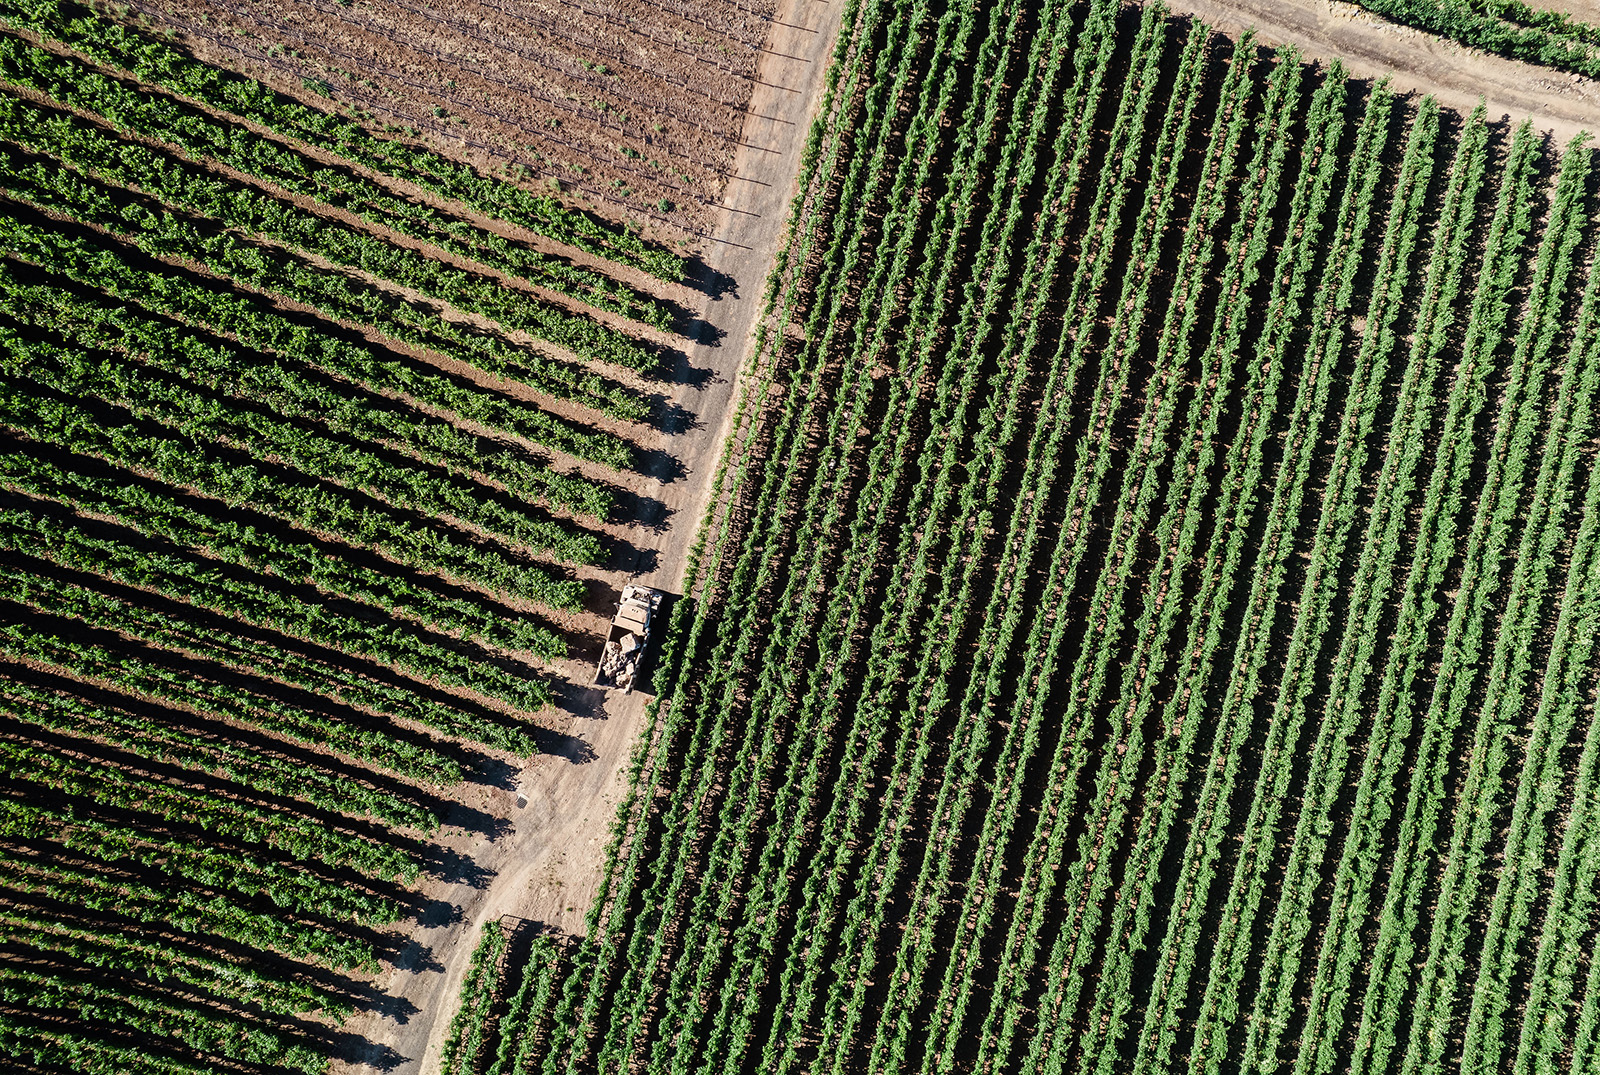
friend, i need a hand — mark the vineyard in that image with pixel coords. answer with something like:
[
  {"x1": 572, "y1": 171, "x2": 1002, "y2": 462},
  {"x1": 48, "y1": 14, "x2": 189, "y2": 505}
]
[
  {"x1": 458, "y1": 0, "x2": 1600, "y2": 1071},
  {"x1": 0, "y1": 0, "x2": 708, "y2": 1068},
  {"x1": 103, "y1": 0, "x2": 787, "y2": 236}
]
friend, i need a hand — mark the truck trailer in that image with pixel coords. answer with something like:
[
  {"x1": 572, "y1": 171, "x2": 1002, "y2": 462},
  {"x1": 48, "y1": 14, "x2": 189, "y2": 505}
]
[{"x1": 595, "y1": 584, "x2": 663, "y2": 693}]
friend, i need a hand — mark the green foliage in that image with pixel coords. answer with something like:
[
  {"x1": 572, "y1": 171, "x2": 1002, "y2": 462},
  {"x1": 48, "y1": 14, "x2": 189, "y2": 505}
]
[
  {"x1": 440, "y1": 922, "x2": 513, "y2": 1075},
  {"x1": 481, "y1": 2, "x2": 1600, "y2": 1075},
  {"x1": 0, "y1": 0, "x2": 686, "y2": 280},
  {"x1": 0, "y1": 6, "x2": 676, "y2": 1072},
  {"x1": 0, "y1": 92, "x2": 662, "y2": 372},
  {"x1": 0, "y1": 31, "x2": 672, "y2": 328}
]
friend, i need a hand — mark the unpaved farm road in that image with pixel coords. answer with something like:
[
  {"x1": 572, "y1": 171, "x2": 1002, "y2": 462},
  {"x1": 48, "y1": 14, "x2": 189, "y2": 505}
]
[
  {"x1": 330, "y1": 0, "x2": 844, "y2": 1071},
  {"x1": 331, "y1": 0, "x2": 1600, "y2": 1069},
  {"x1": 1168, "y1": 0, "x2": 1600, "y2": 141}
]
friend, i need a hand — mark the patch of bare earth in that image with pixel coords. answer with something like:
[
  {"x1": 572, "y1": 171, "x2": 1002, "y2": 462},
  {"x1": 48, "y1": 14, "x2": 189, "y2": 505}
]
[
  {"x1": 1166, "y1": 0, "x2": 1600, "y2": 141},
  {"x1": 114, "y1": 0, "x2": 779, "y2": 241}
]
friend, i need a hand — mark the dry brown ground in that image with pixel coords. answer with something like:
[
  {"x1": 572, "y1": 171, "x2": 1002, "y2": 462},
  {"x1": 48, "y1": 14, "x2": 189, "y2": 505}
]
[
  {"x1": 1527, "y1": 0, "x2": 1600, "y2": 23},
  {"x1": 117, "y1": 0, "x2": 775, "y2": 238},
  {"x1": 1166, "y1": 0, "x2": 1600, "y2": 142},
  {"x1": 328, "y1": 0, "x2": 844, "y2": 1068}
]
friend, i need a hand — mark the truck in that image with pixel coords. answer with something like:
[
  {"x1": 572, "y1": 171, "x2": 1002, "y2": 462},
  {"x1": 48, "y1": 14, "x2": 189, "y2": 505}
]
[{"x1": 595, "y1": 584, "x2": 663, "y2": 693}]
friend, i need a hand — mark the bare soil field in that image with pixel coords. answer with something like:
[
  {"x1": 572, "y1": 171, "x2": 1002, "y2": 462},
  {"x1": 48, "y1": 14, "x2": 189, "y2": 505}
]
[
  {"x1": 326, "y1": 0, "x2": 844, "y2": 1067},
  {"x1": 118, "y1": 0, "x2": 780, "y2": 237}
]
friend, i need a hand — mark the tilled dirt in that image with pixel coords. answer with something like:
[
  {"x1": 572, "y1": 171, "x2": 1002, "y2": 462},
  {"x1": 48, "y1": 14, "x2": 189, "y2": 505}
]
[
  {"x1": 117, "y1": 0, "x2": 778, "y2": 238},
  {"x1": 327, "y1": 0, "x2": 844, "y2": 1068}
]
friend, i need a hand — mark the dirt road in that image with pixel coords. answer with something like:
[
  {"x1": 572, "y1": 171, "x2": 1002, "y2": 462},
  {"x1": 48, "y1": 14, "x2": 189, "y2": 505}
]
[
  {"x1": 330, "y1": 0, "x2": 844, "y2": 1070},
  {"x1": 1166, "y1": 0, "x2": 1600, "y2": 141}
]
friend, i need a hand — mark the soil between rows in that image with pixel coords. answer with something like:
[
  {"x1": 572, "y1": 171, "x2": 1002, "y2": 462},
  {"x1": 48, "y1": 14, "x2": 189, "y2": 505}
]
[
  {"x1": 327, "y1": 0, "x2": 1600, "y2": 1070},
  {"x1": 122, "y1": 0, "x2": 773, "y2": 238},
  {"x1": 326, "y1": 0, "x2": 845, "y2": 1068}
]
